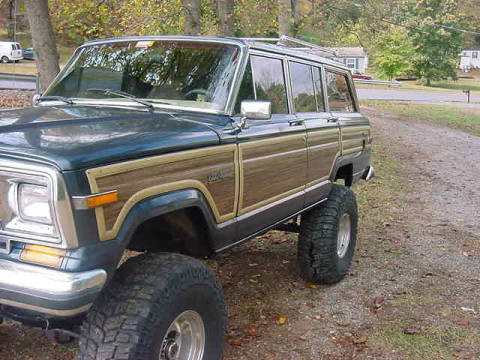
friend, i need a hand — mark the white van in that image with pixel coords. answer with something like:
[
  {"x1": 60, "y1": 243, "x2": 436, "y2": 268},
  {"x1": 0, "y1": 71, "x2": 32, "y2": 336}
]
[{"x1": 0, "y1": 41, "x2": 23, "y2": 63}]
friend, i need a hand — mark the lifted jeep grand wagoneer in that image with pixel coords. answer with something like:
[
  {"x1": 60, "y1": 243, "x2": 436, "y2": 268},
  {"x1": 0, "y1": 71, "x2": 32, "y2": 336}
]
[{"x1": 0, "y1": 35, "x2": 373, "y2": 359}]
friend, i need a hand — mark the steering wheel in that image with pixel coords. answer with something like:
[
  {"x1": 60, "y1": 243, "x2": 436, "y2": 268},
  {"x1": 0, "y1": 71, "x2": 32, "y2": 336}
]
[{"x1": 183, "y1": 89, "x2": 208, "y2": 100}]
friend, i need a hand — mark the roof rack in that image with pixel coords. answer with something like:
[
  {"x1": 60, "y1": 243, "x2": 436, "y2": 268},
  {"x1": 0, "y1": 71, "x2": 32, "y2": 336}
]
[{"x1": 240, "y1": 35, "x2": 338, "y2": 56}]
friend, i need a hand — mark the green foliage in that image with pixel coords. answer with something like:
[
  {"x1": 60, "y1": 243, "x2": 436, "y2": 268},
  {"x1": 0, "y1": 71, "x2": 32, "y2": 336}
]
[
  {"x1": 233, "y1": 0, "x2": 278, "y2": 37},
  {"x1": 372, "y1": 28, "x2": 414, "y2": 80},
  {"x1": 49, "y1": 0, "x2": 122, "y2": 45},
  {"x1": 40, "y1": 0, "x2": 480, "y2": 73},
  {"x1": 402, "y1": 0, "x2": 466, "y2": 85}
]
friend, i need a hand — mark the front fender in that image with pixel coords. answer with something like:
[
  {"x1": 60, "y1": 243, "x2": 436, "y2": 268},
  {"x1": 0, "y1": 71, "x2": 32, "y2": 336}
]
[{"x1": 63, "y1": 189, "x2": 228, "y2": 278}]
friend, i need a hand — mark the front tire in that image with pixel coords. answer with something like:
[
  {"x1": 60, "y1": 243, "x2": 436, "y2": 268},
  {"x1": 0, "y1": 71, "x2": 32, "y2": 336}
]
[
  {"x1": 78, "y1": 253, "x2": 227, "y2": 360},
  {"x1": 297, "y1": 184, "x2": 358, "y2": 284},
  {"x1": 1, "y1": 56, "x2": 9, "y2": 63}
]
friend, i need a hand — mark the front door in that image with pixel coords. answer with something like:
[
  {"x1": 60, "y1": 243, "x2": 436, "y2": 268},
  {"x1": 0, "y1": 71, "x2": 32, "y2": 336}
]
[{"x1": 235, "y1": 53, "x2": 307, "y2": 239}]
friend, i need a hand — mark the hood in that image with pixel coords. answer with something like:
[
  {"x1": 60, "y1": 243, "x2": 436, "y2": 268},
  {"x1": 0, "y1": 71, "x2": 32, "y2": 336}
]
[{"x1": 0, "y1": 105, "x2": 228, "y2": 170}]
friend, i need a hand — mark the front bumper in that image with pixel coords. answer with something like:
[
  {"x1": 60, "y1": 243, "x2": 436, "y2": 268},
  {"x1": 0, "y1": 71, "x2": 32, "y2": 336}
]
[{"x1": 0, "y1": 259, "x2": 106, "y2": 317}]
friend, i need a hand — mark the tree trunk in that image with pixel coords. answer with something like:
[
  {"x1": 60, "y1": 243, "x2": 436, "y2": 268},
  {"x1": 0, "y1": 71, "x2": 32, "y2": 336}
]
[
  {"x1": 183, "y1": 0, "x2": 201, "y2": 35},
  {"x1": 278, "y1": 0, "x2": 292, "y2": 36},
  {"x1": 292, "y1": 0, "x2": 304, "y2": 36},
  {"x1": 6, "y1": 0, "x2": 15, "y2": 39},
  {"x1": 216, "y1": 0, "x2": 234, "y2": 36},
  {"x1": 24, "y1": 0, "x2": 60, "y2": 92}
]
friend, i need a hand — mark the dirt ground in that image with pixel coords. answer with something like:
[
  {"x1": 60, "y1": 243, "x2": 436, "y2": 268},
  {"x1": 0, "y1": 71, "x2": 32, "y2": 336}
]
[{"x1": 1, "y1": 107, "x2": 479, "y2": 359}]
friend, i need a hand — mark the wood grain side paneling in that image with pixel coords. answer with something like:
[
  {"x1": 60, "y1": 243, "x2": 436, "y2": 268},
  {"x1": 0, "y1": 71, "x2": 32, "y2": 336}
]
[
  {"x1": 341, "y1": 126, "x2": 370, "y2": 154},
  {"x1": 87, "y1": 145, "x2": 238, "y2": 241},
  {"x1": 306, "y1": 129, "x2": 340, "y2": 184},
  {"x1": 239, "y1": 134, "x2": 307, "y2": 214}
]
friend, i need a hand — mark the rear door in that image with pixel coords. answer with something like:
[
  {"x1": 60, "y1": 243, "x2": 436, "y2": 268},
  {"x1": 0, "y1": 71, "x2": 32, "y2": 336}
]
[
  {"x1": 289, "y1": 61, "x2": 339, "y2": 206},
  {"x1": 11, "y1": 43, "x2": 22, "y2": 58},
  {"x1": 235, "y1": 53, "x2": 307, "y2": 239}
]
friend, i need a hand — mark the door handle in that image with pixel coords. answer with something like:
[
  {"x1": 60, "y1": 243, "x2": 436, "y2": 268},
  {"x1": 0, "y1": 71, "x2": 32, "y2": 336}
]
[
  {"x1": 327, "y1": 116, "x2": 339, "y2": 123},
  {"x1": 289, "y1": 119, "x2": 305, "y2": 126}
]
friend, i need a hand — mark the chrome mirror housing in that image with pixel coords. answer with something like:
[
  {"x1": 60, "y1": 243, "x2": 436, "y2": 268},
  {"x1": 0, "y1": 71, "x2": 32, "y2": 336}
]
[{"x1": 240, "y1": 100, "x2": 271, "y2": 120}]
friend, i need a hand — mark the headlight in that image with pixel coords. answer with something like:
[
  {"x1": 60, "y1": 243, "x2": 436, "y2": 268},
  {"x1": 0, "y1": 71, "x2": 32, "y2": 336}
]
[
  {"x1": 0, "y1": 160, "x2": 78, "y2": 249},
  {"x1": 6, "y1": 181, "x2": 57, "y2": 239},
  {"x1": 18, "y1": 184, "x2": 52, "y2": 224}
]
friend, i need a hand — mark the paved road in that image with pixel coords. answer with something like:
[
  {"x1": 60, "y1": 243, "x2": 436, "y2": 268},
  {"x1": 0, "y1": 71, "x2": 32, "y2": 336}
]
[
  {"x1": 357, "y1": 88, "x2": 480, "y2": 103},
  {"x1": 0, "y1": 74, "x2": 36, "y2": 90}
]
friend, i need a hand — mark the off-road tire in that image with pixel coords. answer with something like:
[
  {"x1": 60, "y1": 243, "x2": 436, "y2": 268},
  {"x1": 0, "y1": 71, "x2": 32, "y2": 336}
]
[
  {"x1": 78, "y1": 253, "x2": 227, "y2": 360},
  {"x1": 298, "y1": 184, "x2": 358, "y2": 284}
]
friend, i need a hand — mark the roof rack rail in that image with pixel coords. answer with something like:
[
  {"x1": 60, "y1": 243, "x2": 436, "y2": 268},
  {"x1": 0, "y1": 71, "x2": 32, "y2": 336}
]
[{"x1": 240, "y1": 35, "x2": 338, "y2": 56}]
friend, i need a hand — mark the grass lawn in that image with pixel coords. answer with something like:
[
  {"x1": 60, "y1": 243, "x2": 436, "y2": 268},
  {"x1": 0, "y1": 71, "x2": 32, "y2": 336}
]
[{"x1": 362, "y1": 100, "x2": 480, "y2": 137}]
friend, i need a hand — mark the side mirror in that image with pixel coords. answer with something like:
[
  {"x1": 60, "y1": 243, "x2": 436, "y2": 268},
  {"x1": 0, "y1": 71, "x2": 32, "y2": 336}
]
[
  {"x1": 30, "y1": 93, "x2": 41, "y2": 106},
  {"x1": 240, "y1": 100, "x2": 271, "y2": 120}
]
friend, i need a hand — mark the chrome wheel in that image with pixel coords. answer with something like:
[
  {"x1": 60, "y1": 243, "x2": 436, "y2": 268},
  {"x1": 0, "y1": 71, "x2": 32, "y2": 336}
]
[
  {"x1": 337, "y1": 213, "x2": 351, "y2": 258},
  {"x1": 160, "y1": 310, "x2": 205, "y2": 360}
]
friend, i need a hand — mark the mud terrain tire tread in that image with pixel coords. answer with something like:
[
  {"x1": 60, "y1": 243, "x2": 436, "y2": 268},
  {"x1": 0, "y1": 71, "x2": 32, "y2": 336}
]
[
  {"x1": 298, "y1": 184, "x2": 358, "y2": 285},
  {"x1": 77, "y1": 253, "x2": 226, "y2": 360}
]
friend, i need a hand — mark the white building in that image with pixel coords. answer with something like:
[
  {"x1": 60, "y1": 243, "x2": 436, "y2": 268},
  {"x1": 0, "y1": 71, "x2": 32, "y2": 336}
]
[
  {"x1": 314, "y1": 47, "x2": 369, "y2": 74},
  {"x1": 460, "y1": 47, "x2": 480, "y2": 70}
]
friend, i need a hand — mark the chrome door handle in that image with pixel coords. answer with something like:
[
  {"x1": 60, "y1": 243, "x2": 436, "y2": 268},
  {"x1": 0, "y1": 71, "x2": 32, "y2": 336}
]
[
  {"x1": 289, "y1": 119, "x2": 305, "y2": 126},
  {"x1": 327, "y1": 117, "x2": 339, "y2": 123}
]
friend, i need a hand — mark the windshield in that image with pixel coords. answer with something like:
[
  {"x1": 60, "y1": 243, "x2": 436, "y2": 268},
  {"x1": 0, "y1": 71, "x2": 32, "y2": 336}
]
[{"x1": 45, "y1": 40, "x2": 241, "y2": 112}]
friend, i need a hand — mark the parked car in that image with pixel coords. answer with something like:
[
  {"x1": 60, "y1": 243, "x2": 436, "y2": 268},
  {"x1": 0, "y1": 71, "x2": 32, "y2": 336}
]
[
  {"x1": 22, "y1": 47, "x2": 35, "y2": 60},
  {"x1": 352, "y1": 73, "x2": 372, "y2": 80},
  {"x1": 0, "y1": 41, "x2": 23, "y2": 63},
  {"x1": 0, "y1": 35, "x2": 373, "y2": 359}
]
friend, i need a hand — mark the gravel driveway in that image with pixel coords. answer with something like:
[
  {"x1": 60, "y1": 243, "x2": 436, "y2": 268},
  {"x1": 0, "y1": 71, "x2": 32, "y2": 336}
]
[{"x1": 0, "y1": 107, "x2": 479, "y2": 359}]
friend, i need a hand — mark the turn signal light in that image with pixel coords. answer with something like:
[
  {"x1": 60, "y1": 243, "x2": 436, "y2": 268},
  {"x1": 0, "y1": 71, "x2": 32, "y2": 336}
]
[
  {"x1": 86, "y1": 191, "x2": 118, "y2": 208},
  {"x1": 20, "y1": 244, "x2": 66, "y2": 267}
]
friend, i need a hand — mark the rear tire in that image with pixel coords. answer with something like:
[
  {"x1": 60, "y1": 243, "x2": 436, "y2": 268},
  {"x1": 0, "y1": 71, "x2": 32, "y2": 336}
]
[
  {"x1": 1, "y1": 56, "x2": 9, "y2": 63},
  {"x1": 78, "y1": 253, "x2": 226, "y2": 360},
  {"x1": 297, "y1": 184, "x2": 358, "y2": 284}
]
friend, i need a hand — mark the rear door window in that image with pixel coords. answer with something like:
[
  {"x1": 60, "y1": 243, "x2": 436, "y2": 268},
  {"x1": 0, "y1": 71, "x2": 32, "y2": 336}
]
[
  {"x1": 250, "y1": 55, "x2": 288, "y2": 114},
  {"x1": 312, "y1": 67, "x2": 326, "y2": 112},
  {"x1": 289, "y1": 62, "x2": 316, "y2": 113},
  {"x1": 325, "y1": 70, "x2": 355, "y2": 112}
]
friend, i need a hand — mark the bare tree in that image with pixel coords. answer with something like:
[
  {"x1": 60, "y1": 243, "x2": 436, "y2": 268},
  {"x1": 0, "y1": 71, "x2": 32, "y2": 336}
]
[
  {"x1": 183, "y1": 0, "x2": 201, "y2": 35},
  {"x1": 24, "y1": 0, "x2": 60, "y2": 91},
  {"x1": 216, "y1": 0, "x2": 234, "y2": 36},
  {"x1": 278, "y1": 0, "x2": 292, "y2": 36}
]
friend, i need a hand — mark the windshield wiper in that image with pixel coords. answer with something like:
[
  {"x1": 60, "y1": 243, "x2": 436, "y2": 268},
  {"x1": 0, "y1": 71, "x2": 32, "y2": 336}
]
[
  {"x1": 37, "y1": 95, "x2": 74, "y2": 105},
  {"x1": 86, "y1": 88, "x2": 154, "y2": 110}
]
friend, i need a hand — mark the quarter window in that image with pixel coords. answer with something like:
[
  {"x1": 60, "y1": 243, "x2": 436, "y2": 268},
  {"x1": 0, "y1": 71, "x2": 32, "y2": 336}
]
[
  {"x1": 325, "y1": 71, "x2": 354, "y2": 112},
  {"x1": 473, "y1": 51, "x2": 478, "y2": 59},
  {"x1": 290, "y1": 62, "x2": 316, "y2": 113},
  {"x1": 251, "y1": 55, "x2": 288, "y2": 114},
  {"x1": 234, "y1": 60, "x2": 255, "y2": 114}
]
